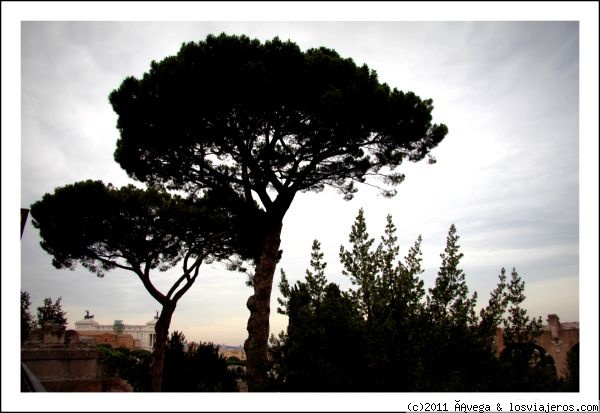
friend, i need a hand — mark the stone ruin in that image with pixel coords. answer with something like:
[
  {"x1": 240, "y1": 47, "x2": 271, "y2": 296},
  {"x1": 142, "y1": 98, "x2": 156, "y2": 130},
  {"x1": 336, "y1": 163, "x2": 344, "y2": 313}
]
[{"x1": 21, "y1": 322, "x2": 133, "y2": 392}]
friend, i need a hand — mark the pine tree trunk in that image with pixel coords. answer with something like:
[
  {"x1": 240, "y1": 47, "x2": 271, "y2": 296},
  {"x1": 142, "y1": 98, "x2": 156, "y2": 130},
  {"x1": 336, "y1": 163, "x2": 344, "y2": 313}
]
[
  {"x1": 149, "y1": 303, "x2": 175, "y2": 392},
  {"x1": 244, "y1": 221, "x2": 282, "y2": 391}
]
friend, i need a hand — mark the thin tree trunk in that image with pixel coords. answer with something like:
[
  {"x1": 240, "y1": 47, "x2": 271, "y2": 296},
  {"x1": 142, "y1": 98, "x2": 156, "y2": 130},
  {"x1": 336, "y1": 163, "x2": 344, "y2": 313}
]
[
  {"x1": 149, "y1": 303, "x2": 176, "y2": 392},
  {"x1": 244, "y1": 221, "x2": 282, "y2": 391}
]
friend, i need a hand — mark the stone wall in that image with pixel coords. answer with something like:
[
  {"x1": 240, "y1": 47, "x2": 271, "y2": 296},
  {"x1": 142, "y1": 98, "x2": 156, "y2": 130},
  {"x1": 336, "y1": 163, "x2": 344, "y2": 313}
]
[
  {"x1": 21, "y1": 322, "x2": 133, "y2": 392},
  {"x1": 21, "y1": 347, "x2": 102, "y2": 381}
]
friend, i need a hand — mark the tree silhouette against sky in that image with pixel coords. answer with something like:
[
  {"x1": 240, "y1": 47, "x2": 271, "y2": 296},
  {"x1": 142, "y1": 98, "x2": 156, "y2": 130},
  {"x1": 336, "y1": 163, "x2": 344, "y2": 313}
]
[
  {"x1": 109, "y1": 33, "x2": 448, "y2": 389},
  {"x1": 30, "y1": 180, "x2": 245, "y2": 391}
]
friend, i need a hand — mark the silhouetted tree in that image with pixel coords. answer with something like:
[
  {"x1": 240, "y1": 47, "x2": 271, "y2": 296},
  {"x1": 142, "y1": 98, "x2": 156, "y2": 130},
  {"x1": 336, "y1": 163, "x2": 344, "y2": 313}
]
[
  {"x1": 273, "y1": 212, "x2": 554, "y2": 392},
  {"x1": 36, "y1": 297, "x2": 67, "y2": 327},
  {"x1": 21, "y1": 291, "x2": 35, "y2": 343},
  {"x1": 419, "y1": 225, "x2": 498, "y2": 391},
  {"x1": 109, "y1": 33, "x2": 448, "y2": 389},
  {"x1": 369, "y1": 216, "x2": 427, "y2": 390},
  {"x1": 503, "y1": 268, "x2": 543, "y2": 345},
  {"x1": 162, "y1": 332, "x2": 235, "y2": 392},
  {"x1": 188, "y1": 342, "x2": 236, "y2": 392},
  {"x1": 478, "y1": 268, "x2": 510, "y2": 350},
  {"x1": 273, "y1": 241, "x2": 366, "y2": 391},
  {"x1": 498, "y1": 268, "x2": 550, "y2": 391},
  {"x1": 427, "y1": 224, "x2": 478, "y2": 327},
  {"x1": 30, "y1": 180, "x2": 244, "y2": 391},
  {"x1": 96, "y1": 345, "x2": 151, "y2": 391},
  {"x1": 162, "y1": 330, "x2": 188, "y2": 391},
  {"x1": 378, "y1": 217, "x2": 426, "y2": 321},
  {"x1": 339, "y1": 208, "x2": 379, "y2": 321}
]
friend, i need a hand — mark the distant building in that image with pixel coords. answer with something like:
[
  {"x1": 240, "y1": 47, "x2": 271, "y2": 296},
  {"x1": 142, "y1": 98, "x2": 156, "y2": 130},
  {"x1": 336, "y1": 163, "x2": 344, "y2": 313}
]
[
  {"x1": 218, "y1": 344, "x2": 246, "y2": 360},
  {"x1": 74, "y1": 313, "x2": 158, "y2": 351}
]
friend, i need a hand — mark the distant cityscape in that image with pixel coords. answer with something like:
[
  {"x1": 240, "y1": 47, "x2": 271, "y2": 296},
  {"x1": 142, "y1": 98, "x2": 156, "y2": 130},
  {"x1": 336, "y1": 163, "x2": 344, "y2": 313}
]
[
  {"x1": 71, "y1": 311, "x2": 246, "y2": 359},
  {"x1": 217, "y1": 344, "x2": 246, "y2": 361}
]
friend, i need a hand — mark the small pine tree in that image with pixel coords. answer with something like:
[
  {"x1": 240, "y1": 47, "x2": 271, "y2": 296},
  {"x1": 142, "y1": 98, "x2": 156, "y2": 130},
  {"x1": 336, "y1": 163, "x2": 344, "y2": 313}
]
[
  {"x1": 304, "y1": 240, "x2": 328, "y2": 305},
  {"x1": 427, "y1": 224, "x2": 477, "y2": 326},
  {"x1": 377, "y1": 214, "x2": 400, "y2": 296},
  {"x1": 339, "y1": 208, "x2": 378, "y2": 320},
  {"x1": 276, "y1": 269, "x2": 291, "y2": 316},
  {"x1": 419, "y1": 225, "x2": 482, "y2": 391},
  {"x1": 503, "y1": 268, "x2": 543, "y2": 344},
  {"x1": 397, "y1": 234, "x2": 426, "y2": 317},
  {"x1": 479, "y1": 268, "x2": 508, "y2": 335},
  {"x1": 499, "y1": 268, "x2": 552, "y2": 391},
  {"x1": 478, "y1": 268, "x2": 510, "y2": 350}
]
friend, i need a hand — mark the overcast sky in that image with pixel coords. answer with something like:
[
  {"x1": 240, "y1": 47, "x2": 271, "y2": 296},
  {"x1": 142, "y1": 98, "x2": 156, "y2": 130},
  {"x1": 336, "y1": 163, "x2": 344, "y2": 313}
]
[{"x1": 3, "y1": 1, "x2": 599, "y2": 409}]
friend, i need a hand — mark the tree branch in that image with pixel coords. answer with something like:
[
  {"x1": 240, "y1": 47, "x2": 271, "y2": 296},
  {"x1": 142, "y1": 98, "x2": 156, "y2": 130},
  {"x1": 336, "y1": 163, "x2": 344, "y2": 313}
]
[
  {"x1": 172, "y1": 256, "x2": 202, "y2": 302},
  {"x1": 133, "y1": 262, "x2": 167, "y2": 305}
]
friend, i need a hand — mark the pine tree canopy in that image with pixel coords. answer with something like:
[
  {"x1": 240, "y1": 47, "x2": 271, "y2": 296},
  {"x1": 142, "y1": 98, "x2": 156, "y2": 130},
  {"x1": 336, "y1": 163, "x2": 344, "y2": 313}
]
[{"x1": 109, "y1": 33, "x2": 448, "y2": 210}]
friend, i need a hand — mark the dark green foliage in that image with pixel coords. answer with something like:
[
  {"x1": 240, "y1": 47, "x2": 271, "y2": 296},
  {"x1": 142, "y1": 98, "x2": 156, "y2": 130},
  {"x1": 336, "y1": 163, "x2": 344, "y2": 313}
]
[
  {"x1": 96, "y1": 336, "x2": 237, "y2": 392},
  {"x1": 427, "y1": 224, "x2": 478, "y2": 327},
  {"x1": 96, "y1": 345, "x2": 151, "y2": 391},
  {"x1": 339, "y1": 208, "x2": 378, "y2": 320},
  {"x1": 493, "y1": 269, "x2": 552, "y2": 391},
  {"x1": 272, "y1": 211, "x2": 561, "y2": 392},
  {"x1": 415, "y1": 224, "x2": 486, "y2": 391},
  {"x1": 503, "y1": 268, "x2": 543, "y2": 345},
  {"x1": 271, "y1": 280, "x2": 366, "y2": 390},
  {"x1": 478, "y1": 268, "x2": 509, "y2": 350},
  {"x1": 109, "y1": 33, "x2": 447, "y2": 205},
  {"x1": 226, "y1": 356, "x2": 245, "y2": 366},
  {"x1": 161, "y1": 332, "x2": 236, "y2": 392},
  {"x1": 30, "y1": 180, "x2": 247, "y2": 391},
  {"x1": 36, "y1": 296, "x2": 67, "y2": 327},
  {"x1": 273, "y1": 239, "x2": 366, "y2": 391},
  {"x1": 563, "y1": 343, "x2": 579, "y2": 391},
  {"x1": 498, "y1": 343, "x2": 559, "y2": 391},
  {"x1": 108, "y1": 32, "x2": 448, "y2": 389},
  {"x1": 187, "y1": 342, "x2": 237, "y2": 392},
  {"x1": 337, "y1": 210, "x2": 430, "y2": 390},
  {"x1": 161, "y1": 331, "x2": 187, "y2": 391},
  {"x1": 30, "y1": 180, "x2": 239, "y2": 278},
  {"x1": 21, "y1": 291, "x2": 35, "y2": 343}
]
